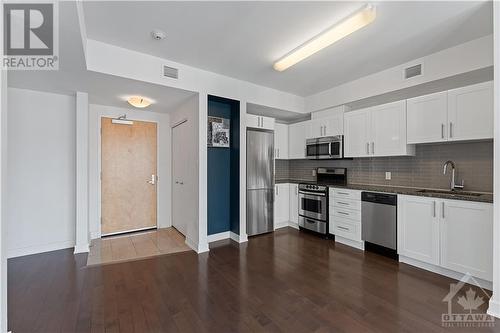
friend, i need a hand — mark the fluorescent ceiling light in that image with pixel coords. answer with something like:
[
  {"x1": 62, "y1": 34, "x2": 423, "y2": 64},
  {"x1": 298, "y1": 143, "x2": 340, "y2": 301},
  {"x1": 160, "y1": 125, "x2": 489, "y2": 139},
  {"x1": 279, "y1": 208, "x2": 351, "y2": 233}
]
[
  {"x1": 127, "y1": 96, "x2": 152, "y2": 108},
  {"x1": 273, "y1": 4, "x2": 376, "y2": 72}
]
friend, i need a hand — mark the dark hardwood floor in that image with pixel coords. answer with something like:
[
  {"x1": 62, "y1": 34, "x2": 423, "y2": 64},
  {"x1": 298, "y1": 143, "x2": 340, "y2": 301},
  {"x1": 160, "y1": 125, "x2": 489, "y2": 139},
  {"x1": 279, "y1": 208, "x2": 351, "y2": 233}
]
[{"x1": 8, "y1": 227, "x2": 500, "y2": 332}]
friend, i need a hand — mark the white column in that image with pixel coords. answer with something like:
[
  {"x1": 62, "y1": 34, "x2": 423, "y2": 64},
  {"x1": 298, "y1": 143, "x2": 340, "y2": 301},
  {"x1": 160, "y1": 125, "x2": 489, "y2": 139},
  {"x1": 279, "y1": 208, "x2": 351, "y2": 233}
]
[
  {"x1": 197, "y1": 92, "x2": 209, "y2": 253},
  {"x1": 488, "y1": 1, "x2": 500, "y2": 318},
  {"x1": 74, "y1": 92, "x2": 90, "y2": 254},
  {"x1": 236, "y1": 101, "x2": 248, "y2": 243}
]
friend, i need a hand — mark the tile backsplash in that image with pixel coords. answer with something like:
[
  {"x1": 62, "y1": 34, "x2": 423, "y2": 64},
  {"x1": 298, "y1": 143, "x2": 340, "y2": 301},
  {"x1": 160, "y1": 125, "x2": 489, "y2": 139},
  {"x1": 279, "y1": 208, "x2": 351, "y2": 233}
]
[{"x1": 276, "y1": 141, "x2": 493, "y2": 193}]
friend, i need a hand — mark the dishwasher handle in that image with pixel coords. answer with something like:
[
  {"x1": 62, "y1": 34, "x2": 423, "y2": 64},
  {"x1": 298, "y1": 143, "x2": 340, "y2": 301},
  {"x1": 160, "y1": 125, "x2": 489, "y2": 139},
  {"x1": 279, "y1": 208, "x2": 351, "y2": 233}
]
[{"x1": 361, "y1": 192, "x2": 397, "y2": 206}]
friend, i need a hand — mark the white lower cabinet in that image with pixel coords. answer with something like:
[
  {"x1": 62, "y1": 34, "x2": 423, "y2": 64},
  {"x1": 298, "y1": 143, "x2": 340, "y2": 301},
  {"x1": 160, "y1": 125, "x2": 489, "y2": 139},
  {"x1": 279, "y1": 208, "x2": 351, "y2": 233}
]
[
  {"x1": 398, "y1": 195, "x2": 493, "y2": 281},
  {"x1": 329, "y1": 188, "x2": 363, "y2": 248},
  {"x1": 289, "y1": 183, "x2": 299, "y2": 226},
  {"x1": 440, "y1": 199, "x2": 493, "y2": 281},
  {"x1": 274, "y1": 183, "x2": 290, "y2": 229}
]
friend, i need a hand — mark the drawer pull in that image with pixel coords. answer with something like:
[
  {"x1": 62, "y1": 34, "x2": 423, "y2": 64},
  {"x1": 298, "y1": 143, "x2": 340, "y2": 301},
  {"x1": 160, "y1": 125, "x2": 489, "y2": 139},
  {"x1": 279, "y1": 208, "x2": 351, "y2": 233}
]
[
  {"x1": 337, "y1": 192, "x2": 349, "y2": 195},
  {"x1": 338, "y1": 212, "x2": 349, "y2": 215},
  {"x1": 337, "y1": 201, "x2": 349, "y2": 205},
  {"x1": 337, "y1": 226, "x2": 350, "y2": 231}
]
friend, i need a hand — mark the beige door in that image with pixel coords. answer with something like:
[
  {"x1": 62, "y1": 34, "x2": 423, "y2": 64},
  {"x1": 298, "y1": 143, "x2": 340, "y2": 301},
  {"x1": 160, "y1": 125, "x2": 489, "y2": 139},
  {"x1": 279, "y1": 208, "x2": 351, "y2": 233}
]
[{"x1": 101, "y1": 117, "x2": 157, "y2": 235}]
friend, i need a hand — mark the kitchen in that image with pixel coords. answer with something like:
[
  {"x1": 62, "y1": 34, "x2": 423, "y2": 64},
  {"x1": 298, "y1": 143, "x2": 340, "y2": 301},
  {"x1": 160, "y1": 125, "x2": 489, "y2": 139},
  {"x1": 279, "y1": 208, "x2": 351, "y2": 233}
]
[{"x1": 246, "y1": 79, "x2": 494, "y2": 288}]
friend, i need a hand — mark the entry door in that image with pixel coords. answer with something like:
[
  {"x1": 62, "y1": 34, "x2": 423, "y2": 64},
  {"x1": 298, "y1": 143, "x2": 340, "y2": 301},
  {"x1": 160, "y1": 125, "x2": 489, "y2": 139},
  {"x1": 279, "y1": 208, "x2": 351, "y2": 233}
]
[
  {"x1": 101, "y1": 117, "x2": 157, "y2": 235},
  {"x1": 171, "y1": 122, "x2": 187, "y2": 235}
]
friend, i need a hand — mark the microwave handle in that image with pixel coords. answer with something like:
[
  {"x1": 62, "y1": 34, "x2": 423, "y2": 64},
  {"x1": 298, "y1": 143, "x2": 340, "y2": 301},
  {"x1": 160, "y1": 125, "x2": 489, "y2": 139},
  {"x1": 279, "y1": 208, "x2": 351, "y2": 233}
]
[{"x1": 328, "y1": 142, "x2": 332, "y2": 156}]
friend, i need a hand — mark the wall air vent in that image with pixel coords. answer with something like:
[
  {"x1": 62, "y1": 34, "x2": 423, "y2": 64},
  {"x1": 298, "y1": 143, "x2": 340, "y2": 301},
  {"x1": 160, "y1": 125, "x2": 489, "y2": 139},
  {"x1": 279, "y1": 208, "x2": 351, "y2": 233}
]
[
  {"x1": 163, "y1": 65, "x2": 179, "y2": 79},
  {"x1": 404, "y1": 64, "x2": 422, "y2": 79}
]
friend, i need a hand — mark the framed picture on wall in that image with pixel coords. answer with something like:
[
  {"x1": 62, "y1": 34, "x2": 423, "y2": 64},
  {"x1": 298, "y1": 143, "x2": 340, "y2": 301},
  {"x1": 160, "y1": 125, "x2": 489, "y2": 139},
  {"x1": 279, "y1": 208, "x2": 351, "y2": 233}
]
[{"x1": 208, "y1": 116, "x2": 230, "y2": 148}]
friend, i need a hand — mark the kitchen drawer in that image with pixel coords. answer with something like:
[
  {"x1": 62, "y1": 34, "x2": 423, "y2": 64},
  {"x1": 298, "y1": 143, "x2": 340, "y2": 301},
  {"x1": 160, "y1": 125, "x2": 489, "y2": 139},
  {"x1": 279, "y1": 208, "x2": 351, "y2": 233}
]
[
  {"x1": 333, "y1": 207, "x2": 361, "y2": 221},
  {"x1": 331, "y1": 197, "x2": 361, "y2": 211},
  {"x1": 333, "y1": 188, "x2": 361, "y2": 201},
  {"x1": 333, "y1": 217, "x2": 361, "y2": 241}
]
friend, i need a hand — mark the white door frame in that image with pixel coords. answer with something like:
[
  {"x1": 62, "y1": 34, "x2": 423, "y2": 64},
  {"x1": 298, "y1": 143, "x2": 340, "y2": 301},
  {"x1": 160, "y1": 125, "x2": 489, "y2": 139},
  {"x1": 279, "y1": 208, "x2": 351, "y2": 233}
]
[{"x1": 97, "y1": 115, "x2": 160, "y2": 238}]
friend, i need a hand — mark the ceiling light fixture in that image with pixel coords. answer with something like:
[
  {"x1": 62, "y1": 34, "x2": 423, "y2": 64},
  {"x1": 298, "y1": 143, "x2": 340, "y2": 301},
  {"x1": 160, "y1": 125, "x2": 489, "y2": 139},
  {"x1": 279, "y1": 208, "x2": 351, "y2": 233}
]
[
  {"x1": 127, "y1": 96, "x2": 152, "y2": 108},
  {"x1": 273, "y1": 4, "x2": 376, "y2": 72}
]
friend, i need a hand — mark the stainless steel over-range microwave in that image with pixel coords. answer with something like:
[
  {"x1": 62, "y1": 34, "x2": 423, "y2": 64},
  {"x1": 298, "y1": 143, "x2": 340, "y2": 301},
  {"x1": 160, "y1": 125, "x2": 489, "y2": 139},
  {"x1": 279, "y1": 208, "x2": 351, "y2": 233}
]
[{"x1": 305, "y1": 135, "x2": 343, "y2": 159}]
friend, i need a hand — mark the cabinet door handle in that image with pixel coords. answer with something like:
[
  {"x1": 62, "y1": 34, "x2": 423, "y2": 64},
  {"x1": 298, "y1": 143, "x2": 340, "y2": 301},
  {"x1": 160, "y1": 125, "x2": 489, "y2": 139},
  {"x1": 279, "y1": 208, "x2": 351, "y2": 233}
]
[
  {"x1": 337, "y1": 201, "x2": 349, "y2": 205},
  {"x1": 371, "y1": 142, "x2": 375, "y2": 154},
  {"x1": 337, "y1": 192, "x2": 349, "y2": 195},
  {"x1": 278, "y1": 148, "x2": 280, "y2": 158},
  {"x1": 433, "y1": 201, "x2": 436, "y2": 217},
  {"x1": 442, "y1": 202, "x2": 445, "y2": 218},
  {"x1": 296, "y1": 187, "x2": 298, "y2": 195},
  {"x1": 337, "y1": 226, "x2": 349, "y2": 231},
  {"x1": 276, "y1": 186, "x2": 279, "y2": 196},
  {"x1": 366, "y1": 142, "x2": 370, "y2": 154},
  {"x1": 449, "y1": 122, "x2": 453, "y2": 138},
  {"x1": 338, "y1": 211, "x2": 349, "y2": 216},
  {"x1": 441, "y1": 124, "x2": 445, "y2": 139}
]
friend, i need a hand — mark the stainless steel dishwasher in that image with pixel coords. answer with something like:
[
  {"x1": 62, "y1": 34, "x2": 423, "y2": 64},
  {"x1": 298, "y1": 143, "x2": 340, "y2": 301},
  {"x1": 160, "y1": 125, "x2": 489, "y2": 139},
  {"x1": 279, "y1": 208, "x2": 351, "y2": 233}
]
[{"x1": 361, "y1": 192, "x2": 397, "y2": 258}]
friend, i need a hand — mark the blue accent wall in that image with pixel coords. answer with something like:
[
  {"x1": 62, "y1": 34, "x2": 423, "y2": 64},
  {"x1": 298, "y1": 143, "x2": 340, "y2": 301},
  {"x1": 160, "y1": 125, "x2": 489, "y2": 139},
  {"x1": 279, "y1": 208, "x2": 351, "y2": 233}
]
[{"x1": 207, "y1": 97, "x2": 240, "y2": 236}]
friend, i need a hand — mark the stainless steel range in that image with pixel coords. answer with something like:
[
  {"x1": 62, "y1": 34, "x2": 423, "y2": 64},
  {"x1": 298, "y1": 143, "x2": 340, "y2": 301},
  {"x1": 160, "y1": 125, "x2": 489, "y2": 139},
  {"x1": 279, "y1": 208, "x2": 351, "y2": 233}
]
[{"x1": 298, "y1": 168, "x2": 347, "y2": 236}]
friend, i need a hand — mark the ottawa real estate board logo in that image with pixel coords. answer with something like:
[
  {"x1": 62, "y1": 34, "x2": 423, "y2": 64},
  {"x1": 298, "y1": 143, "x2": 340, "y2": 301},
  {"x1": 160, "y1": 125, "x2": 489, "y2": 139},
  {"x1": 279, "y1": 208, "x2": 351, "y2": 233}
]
[{"x1": 3, "y1": 1, "x2": 58, "y2": 70}]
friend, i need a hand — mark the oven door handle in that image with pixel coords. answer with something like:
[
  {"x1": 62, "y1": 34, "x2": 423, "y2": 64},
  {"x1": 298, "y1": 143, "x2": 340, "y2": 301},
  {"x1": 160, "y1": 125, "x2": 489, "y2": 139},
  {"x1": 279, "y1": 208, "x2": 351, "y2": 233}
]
[{"x1": 298, "y1": 190, "x2": 326, "y2": 197}]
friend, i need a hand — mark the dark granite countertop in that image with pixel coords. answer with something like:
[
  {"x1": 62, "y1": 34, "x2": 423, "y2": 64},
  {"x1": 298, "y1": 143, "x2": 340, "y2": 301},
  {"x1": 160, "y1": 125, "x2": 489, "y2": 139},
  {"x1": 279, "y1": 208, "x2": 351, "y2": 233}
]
[{"x1": 275, "y1": 179, "x2": 493, "y2": 203}]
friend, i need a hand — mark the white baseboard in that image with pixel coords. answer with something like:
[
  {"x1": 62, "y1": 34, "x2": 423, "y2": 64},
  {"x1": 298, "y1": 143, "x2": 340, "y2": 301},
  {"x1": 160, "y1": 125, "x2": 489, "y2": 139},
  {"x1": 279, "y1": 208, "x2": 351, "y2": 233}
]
[
  {"x1": 74, "y1": 243, "x2": 90, "y2": 254},
  {"x1": 488, "y1": 297, "x2": 500, "y2": 318},
  {"x1": 230, "y1": 231, "x2": 248, "y2": 243},
  {"x1": 207, "y1": 231, "x2": 230, "y2": 243},
  {"x1": 274, "y1": 222, "x2": 289, "y2": 230},
  {"x1": 90, "y1": 230, "x2": 100, "y2": 240},
  {"x1": 7, "y1": 240, "x2": 75, "y2": 259},
  {"x1": 335, "y1": 236, "x2": 365, "y2": 250},
  {"x1": 288, "y1": 222, "x2": 299, "y2": 230},
  {"x1": 185, "y1": 237, "x2": 209, "y2": 254},
  {"x1": 399, "y1": 255, "x2": 493, "y2": 290}
]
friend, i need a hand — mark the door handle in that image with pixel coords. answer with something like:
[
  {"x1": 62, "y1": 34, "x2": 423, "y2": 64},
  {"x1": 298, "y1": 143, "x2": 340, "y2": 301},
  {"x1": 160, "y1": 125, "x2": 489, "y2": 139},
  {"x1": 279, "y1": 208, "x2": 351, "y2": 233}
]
[
  {"x1": 441, "y1": 124, "x2": 445, "y2": 139},
  {"x1": 179, "y1": 181, "x2": 184, "y2": 185},
  {"x1": 147, "y1": 174, "x2": 156, "y2": 185},
  {"x1": 449, "y1": 122, "x2": 453, "y2": 138},
  {"x1": 442, "y1": 202, "x2": 445, "y2": 218},
  {"x1": 371, "y1": 142, "x2": 374, "y2": 155},
  {"x1": 366, "y1": 142, "x2": 369, "y2": 154},
  {"x1": 433, "y1": 201, "x2": 436, "y2": 217}
]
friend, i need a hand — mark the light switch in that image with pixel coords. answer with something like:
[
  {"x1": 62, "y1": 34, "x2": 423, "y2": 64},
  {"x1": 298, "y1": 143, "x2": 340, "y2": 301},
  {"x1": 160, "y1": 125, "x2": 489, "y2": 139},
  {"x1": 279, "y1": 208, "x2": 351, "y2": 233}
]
[{"x1": 385, "y1": 172, "x2": 391, "y2": 180}]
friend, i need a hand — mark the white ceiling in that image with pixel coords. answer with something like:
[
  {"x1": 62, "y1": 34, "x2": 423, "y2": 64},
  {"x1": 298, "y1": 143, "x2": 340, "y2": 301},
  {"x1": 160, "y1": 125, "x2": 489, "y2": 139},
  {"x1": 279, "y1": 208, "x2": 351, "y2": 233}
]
[
  {"x1": 82, "y1": 1, "x2": 493, "y2": 96},
  {"x1": 7, "y1": 2, "x2": 196, "y2": 114}
]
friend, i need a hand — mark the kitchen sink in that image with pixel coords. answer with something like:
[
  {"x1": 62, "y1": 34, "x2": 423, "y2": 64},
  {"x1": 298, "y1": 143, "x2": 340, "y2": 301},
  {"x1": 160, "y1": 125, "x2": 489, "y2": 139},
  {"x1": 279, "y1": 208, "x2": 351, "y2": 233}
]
[{"x1": 416, "y1": 189, "x2": 482, "y2": 197}]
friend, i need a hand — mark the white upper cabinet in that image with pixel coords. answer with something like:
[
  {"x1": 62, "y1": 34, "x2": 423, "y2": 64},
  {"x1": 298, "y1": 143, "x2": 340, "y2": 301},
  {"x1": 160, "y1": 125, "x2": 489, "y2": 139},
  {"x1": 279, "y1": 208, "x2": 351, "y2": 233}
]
[
  {"x1": 344, "y1": 109, "x2": 371, "y2": 157},
  {"x1": 407, "y1": 91, "x2": 448, "y2": 144},
  {"x1": 288, "y1": 121, "x2": 308, "y2": 159},
  {"x1": 246, "y1": 114, "x2": 275, "y2": 130},
  {"x1": 447, "y1": 81, "x2": 493, "y2": 141},
  {"x1": 344, "y1": 100, "x2": 414, "y2": 158},
  {"x1": 370, "y1": 100, "x2": 413, "y2": 156},
  {"x1": 407, "y1": 81, "x2": 493, "y2": 144},
  {"x1": 307, "y1": 107, "x2": 344, "y2": 138},
  {"x1": 274, "y1": 123, "x2": 288, "y2": 159}
]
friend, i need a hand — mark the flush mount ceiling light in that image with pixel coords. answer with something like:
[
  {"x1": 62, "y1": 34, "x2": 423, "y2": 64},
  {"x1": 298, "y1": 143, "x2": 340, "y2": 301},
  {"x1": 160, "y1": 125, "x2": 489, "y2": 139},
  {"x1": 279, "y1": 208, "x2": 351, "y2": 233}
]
[
  {"x1": 127, "y1": 96, "x2": 152, "y2": 108},
  {"x1": 273, "y1": 4, "x2": 376, "y2": 72}
]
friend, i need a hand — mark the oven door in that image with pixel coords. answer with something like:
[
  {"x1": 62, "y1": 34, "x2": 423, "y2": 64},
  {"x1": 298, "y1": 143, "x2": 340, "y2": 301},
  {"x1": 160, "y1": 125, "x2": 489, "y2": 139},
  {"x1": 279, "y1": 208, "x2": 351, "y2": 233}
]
[
  {"x1": 306, "y1": 140, "x2": 330, "y2": 159},
  {"x1": 298, "y1": 191, "x2": 327, "y2": 221}
]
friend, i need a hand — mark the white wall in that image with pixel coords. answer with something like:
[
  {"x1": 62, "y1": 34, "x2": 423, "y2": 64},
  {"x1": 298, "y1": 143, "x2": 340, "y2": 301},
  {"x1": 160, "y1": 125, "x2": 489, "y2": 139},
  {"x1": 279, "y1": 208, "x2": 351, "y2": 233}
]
[
  {"x1": 0, "y1": 64, "x2": 8, "y2": 333},
  {"x1": 170, "y1": 94, "x2": 205, "y2": 252},
  {"x1": 88, "y1": 104, "x2": 172, "y2": 239},
  {"x1": 6, "y1": 88, "x2": 76, "y2": 258},
  {"x1": 488, "y1": 1, "x2": 500, "y2": 319},
  {"x1": 306, "y1": 35, "x2": 494, "y2": 112}
]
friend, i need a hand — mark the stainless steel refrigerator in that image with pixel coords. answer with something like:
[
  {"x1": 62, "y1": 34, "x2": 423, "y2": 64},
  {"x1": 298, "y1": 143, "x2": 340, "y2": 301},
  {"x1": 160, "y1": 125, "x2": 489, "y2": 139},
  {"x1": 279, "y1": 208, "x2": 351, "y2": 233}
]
[{"x1": 246, "y1": 129, "x2": 274, "y2": 236}]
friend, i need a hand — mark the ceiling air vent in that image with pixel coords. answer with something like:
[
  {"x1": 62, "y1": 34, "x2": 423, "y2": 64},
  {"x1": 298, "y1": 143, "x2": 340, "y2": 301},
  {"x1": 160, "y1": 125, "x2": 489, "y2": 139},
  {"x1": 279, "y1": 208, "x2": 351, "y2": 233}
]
[
  {"x1": 404, "y1": 64, "x2": 422, "y2": 79},
  {"x1": 163, "y1": 65, "x2": 179, "y2": 79}
]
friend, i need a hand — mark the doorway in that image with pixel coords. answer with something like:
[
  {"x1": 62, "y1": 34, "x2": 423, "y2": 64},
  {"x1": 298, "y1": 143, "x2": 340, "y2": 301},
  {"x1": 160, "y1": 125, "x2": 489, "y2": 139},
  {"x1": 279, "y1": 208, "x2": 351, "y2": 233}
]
[
  {"x1": 171, "y1": 121, "x2": 188, "y2": 235},
  {"x1": 101, "y1": 117, "x2": 158, "y2": 236}
]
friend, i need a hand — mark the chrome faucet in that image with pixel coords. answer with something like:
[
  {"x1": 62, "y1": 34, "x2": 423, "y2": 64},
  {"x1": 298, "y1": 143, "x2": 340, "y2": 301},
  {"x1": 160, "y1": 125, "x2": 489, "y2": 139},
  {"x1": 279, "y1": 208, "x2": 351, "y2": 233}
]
[{"x1": 443, "y1": 160, "x2": 464, "y2": 191}]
